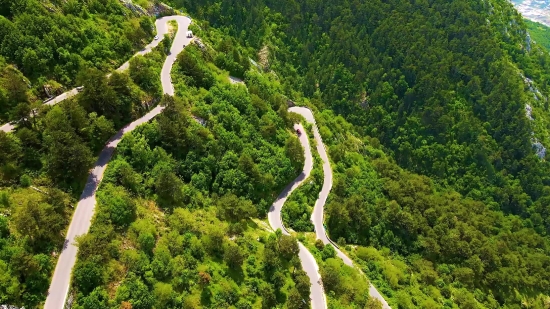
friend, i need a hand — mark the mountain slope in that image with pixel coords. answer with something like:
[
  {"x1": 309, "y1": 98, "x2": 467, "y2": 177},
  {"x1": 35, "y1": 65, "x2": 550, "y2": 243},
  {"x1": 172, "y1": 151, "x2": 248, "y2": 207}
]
[
  {"x1": 526, "y1": 19, "x2": 550, "y2": 51},
  {"x1": 0, "y1": 0, "x2": 157, "y2": 122},
  {"x1": 167, "y1": 0, "x2": 550, "y2": 306}
]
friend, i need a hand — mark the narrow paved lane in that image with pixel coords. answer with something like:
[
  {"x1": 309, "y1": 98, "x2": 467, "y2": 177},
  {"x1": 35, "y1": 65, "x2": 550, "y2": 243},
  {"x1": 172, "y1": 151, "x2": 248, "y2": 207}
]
[
  {"x1": 288, "y1": 107, "x2": 391, "y2": 309},
  {"x1": 43, "y1": 16, "x2": 191, "y2": 309},
  {"x1": 267, "y1": 124, "x2": 326, "y2": 309}
]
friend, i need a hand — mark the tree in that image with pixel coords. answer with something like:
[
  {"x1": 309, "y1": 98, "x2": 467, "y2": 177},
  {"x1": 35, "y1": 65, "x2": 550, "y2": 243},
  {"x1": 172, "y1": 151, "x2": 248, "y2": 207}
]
[
  {"x1": 153, "y1": 282, "x2": 174, "y2": 308},
  {"x1": 182, "y1": 295, "x2": 201, "y2": 309},
  {"x1": 162, "y1": 33, "x2": 172, "y2": 55},
  {"x1": 155, "y1": 171, "x2": 184, "y2": 210},
  {"x1": 320, "y1": 258, "x2": 341, "y2": 293},
  {"x1": 151, "y1": 245, "x2": 172, "y2": 280},
  {"x1": 0, "y1": 131, "x2": 22, "y2": 184},
  {"x1": 271, "y1": 270, "x2": 286, "y2": 290},
  {"x1": 287, "y1": 287, "x2": 307, "y2": 309},
  {"x1": 293, "y1": 269, "x2": 311, "y2": 298},
  {"x1": 3, "y1": 68, "x2": 28, "y2": 107},
  {"x1": 16, "y1": 127, "x2": 41, "y2": 169},
  {"x1": 12, "y1": 196, "x2": 65, "y2": 250},
  {"x1": 108, "y1": 72, "x2": 134, "y2": 124},
  {"x1": 103, "y1": 158, "x2": 143, "y2": 194},
  {"x1": 321, "y1": 244, "x2": 336, "y2": 260},
  {"x1": 120, "y1": 302, "x2": 133, "y2": 309},
  {"x1": 116, "y1": 275, "x2": 154, "y2": 309},
  {"x1": 77, "y1": 287, "x2": 109, "y2": 309},
  {"x1": 0, "y1": 260, "x2": 20, "y2": 305},
  {"x1": 224, "y1": 242, "x2": 244, "y2": 268},
  {"x1": 73, "y1": 256, "x2": 104, "y2": 294},
  {"x1": 129, "y1": 55, "x2": 161, "y2": 96},
  {"x1": 78, "y1": 68, "x2": 121, "y2": 124},
  {"x1": 216, "y1": 193, "x2": 257, "y2": 222},
  {"x1": 278, "y1": 235, "x2": 299, "y2": 261},
  {"x1": 85, "y1": 112, "x2": 116, "y2": 152},
  {"x1": 98, "y1": 184, "x2": 136, "y2": 229},
  {"x1": 157, "y1": 95, "x2": 191, "y2": 158},
  {"x1": 315, "y1": 239, "x2": 325, "y2": 250},
  {"x1": 258, "y1": 281, "x2": 276, "y2": 309},
  {"x1": 43, "y1": 106, "x2": 93, "y2": 187},
  {"x1": 137, "y1": 232, "x2": 156, "y2": 256},
  {"x1": 177, "y1": 47, "x2": 214, "y2": 89},
  {"x1": 198, "y1": 271, "x2": 212, "y2": 286}
]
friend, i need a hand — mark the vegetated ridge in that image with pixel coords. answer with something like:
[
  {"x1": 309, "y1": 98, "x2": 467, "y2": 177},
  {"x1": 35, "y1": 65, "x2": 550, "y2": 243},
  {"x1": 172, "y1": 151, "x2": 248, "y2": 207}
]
[
  {"x1": 167, "y1": 0, "x2": 550, "y2": 306},
  {"x1": 525, "y1": 18, "x2": 550, "y2": 51}
]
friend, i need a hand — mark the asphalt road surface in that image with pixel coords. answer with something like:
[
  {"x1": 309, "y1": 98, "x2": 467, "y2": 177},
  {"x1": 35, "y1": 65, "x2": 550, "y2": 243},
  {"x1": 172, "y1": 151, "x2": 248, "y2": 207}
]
[
  {"x1": 288, "y1": 107, "x2": 392, "y2": 309},
  {"x1": 43, "y1": 15, "x2": 191, "y2": 309},
  {"x1": 268, "y1": 123, "x2": 327, "y2": 309}
]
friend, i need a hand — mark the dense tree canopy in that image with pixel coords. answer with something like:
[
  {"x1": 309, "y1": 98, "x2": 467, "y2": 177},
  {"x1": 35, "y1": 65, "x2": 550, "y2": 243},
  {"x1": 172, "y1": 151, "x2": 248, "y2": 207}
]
[
  {"x1": 3, "y1": 0, "x2": 550, "y2": 306},
  {"x1": 310, "y1": 109, "x2": 550, "y2": 308},
  {"x1": 0, "y1": 0, "x2": 152, "y2": 84},
  {"x1": 69, "y1": 37, "x2": 312, "y2": 309},
  {"x1": 0, "y1": 25, "x2": 167, "y2": 307},
  {"x1": 166, "y1": 0, "x2": 550, "y2": 306}
]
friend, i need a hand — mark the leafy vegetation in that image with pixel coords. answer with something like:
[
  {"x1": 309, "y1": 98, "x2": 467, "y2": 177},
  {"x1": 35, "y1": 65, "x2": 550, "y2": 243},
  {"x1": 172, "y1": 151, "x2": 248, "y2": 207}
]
[
  {"x1": 282, "y1": 123, "x2": 320, "y2": 232},
  {"x1": 525, "y1": 19, "x2": 550, "y2": 51},
  {"x1": 0, "y1": 0, "x2": 157, "y2": 122},
  {"x1": 0, "y1": 187, "x2": 73, "y2": 307},
  {"x1": 164, "y1": 0, "x2": 550, "y2": 306},
  {"x1": 0, "y1": 0, "x2": 154, "y2": 82},
  {"x1": 300, "y1": 235, "x2": 378, "y2": 309},
  {"x1": 70, "y1": 41, "x2": 312, "y2": 308},
  {"x1": 313, "y1": 108, "x2": 550, "y2": 308},
  {"x1": 0, "y1": 57, "x2": 31, "y2": 123},
  {"x1": 0, "y1": 41, "x2": 166, "y2": 307},
  {"x1": 3, "y1": 0, "x2": 550, "y2": 306}
]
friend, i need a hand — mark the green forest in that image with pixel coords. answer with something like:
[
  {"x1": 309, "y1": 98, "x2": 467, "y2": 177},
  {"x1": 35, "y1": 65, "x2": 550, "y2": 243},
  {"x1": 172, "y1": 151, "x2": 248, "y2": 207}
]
[
  {"x1": 0, "y1": 50, "x2": 166, "y2": 307},
  {"x1": 70, "y1": 38, "x2": 313, "y2": 308},
  {"x1": 0, "y1": 0, "x2": 168, "y2": 302},
  {"x1": 2, "y1": 0, "x2": 550, "y2": 307},
  {"x1": 168, "y1": 0, "x2": 550, "y2": 307},
  {"x1": 0, "y1": 0, "x2": 155, "y2": 123},
  {"x1": 525, "y1": 19, "x2": 550, "y2": 51}
]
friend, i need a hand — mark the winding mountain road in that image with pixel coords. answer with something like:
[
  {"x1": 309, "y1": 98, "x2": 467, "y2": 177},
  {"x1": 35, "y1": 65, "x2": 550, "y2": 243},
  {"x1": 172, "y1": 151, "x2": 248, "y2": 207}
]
[
  {"x1": 0, "y1": 16, "x2": 189, "y2": 134},
  {"x1": 43, "y1": 15, "x2": 192, "y2": 309},
  {"x1": 288, "y1": 107, "x2": 391, "y2": 308},
  {"x1": 268, "y1": 123, "x2": 326, "y2": 309},
  {"x1": 3, "y1": 10, "x2": 389, "y2": 309}
]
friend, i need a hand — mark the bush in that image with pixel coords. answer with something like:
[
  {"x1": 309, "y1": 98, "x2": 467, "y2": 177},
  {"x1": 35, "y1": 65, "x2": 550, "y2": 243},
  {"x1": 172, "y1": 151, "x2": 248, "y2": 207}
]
[{"x1": 19, "y1": 174, "x2": 31, "y2": 187}]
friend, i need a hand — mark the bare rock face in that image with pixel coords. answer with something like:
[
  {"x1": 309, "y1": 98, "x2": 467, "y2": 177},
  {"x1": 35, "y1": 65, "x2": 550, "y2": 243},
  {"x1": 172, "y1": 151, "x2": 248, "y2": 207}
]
[
  {"x1": 525, "y1": 32, "x2": 532, "y2": 53},
  {"x1": 526, "y1": 104, "x2": 534, "y2": 120},
  {"x1": 533, "y1": 139, "x2": 547, "y2": 159},
  {"x1": 119, "y1": 0, "x2": 149, "y2": 16},
  {"x1": 522, "y1": 75, "x2": 547, "y2": 160},
  {"x1": 147, "y1": 2, "x2": 176, "y2": 17}
]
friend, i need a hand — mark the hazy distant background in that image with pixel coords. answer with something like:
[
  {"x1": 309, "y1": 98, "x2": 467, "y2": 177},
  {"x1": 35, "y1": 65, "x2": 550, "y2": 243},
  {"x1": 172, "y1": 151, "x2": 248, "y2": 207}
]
[{"x1": 512, "y1": 0, "x2": 550, "y2": 26}]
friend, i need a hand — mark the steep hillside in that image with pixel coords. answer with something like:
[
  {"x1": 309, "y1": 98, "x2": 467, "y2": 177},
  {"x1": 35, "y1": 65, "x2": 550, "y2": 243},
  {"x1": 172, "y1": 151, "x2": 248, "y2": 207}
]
[
  {"x1": 0, "y1": 57, "x2": 32, "y2": 122},
  {"x1": 0, "y1": 0, "x2": 158, "y2": 122},
  {"x1": 526, "y1": 19, "x2": 550, "y2": 50},
  {"x1": 0, "y1": 33, "x2": 167, "y2": 309},
  {"x1": 0, "y1": 0, "x2": 154, "y2": 82},
  {"x1": 168, "y1": 0, "x2": 550, "y2": 306},
  {"x1": 168, "y1": 0, "x2": 550, "y2": 233}
]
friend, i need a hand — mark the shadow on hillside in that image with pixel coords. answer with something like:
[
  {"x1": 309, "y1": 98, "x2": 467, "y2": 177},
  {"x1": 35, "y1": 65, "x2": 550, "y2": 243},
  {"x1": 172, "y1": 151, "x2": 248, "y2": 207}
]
[{"x1": 78, "y1": 126, "x2": 127, "y2": 200}]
